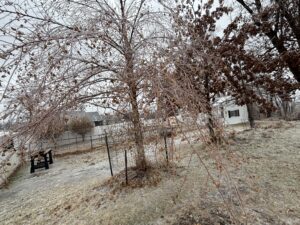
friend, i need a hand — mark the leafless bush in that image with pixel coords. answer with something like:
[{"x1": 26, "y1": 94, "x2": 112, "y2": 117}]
[
  {"x1": 68, "y1": 116, "x2": 94, "y2": 142},
  {"x1": 36, "y1": 115, "x2": 66, "y2": 140}
]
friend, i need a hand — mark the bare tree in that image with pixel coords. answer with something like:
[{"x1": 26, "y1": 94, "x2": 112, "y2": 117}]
[
  {"x1": 68, "y1": 116, "x2": 93, "y2": 142},
  {"x1": 0, "y1": 0, "x2": 168, "y2": 170}
]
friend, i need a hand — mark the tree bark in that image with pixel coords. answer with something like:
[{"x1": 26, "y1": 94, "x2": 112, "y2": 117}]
[
  {"x1": 246, "y1": 103, "x2": 255, "y2": 128},
  {"x1": 125, "y1": 59, "x2": 147, "y2": 170},
  {"x1": 129, "y1": 84, "x2": 147, "y2": 171},
  {"x1": 204, "y1": 73, "x2": 217, "y2": 143},
  {"x1": 207, "y1": 111, "x2": 217, "y2": 143}
]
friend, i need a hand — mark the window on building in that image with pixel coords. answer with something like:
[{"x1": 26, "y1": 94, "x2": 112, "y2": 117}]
[
  {"x1": 228, "y1": 110, "x2": 240, "y2": 118},
  {"x1": 94, "y1": 121, "x2": 103, "y2": 126}
]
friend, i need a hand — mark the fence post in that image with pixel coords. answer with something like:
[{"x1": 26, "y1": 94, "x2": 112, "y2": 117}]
[
  {"x1": 105, "y1": 132, "x2": 113, "y2": 177},
  {"x1": 125, "y1": 149, "x2": 128, "y2": 185},
  {"x1": 164, "y1": 131, "x2": 169, "y2": 164}
]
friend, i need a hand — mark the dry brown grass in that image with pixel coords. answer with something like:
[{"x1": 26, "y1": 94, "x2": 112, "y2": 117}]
[
  {"x1": 0, "y1": 120, "x2": 299, "y2": 225},
  {"x1": 98, "y1": 163, "x2": 181, "y2": 201}
]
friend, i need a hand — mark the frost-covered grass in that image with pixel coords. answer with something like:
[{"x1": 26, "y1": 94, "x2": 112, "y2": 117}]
[{"x1": 0, "y1": 120, "x2": 299, "y2": 225}]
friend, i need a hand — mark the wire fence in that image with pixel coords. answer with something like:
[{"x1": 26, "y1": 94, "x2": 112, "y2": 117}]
[
  {"x1": 26, "y1": 124, "x2": 177, "y2": 183},
  {"x1": 27, "y1": 125, "x2": 165, "y2": 156},
  {"x1": 101, "y1": 127, "x2": 177, "y2": 184}
]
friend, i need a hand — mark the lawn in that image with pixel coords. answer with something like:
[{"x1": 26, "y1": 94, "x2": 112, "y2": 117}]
[{"x1": 0, "y1": 120, "x2": 299, "y2": 225}]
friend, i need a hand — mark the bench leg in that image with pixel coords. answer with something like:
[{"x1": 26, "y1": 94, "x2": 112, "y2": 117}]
[
  {"x1": 44, "y1": 154, "x2": 49, "y2": 169},
  {"x1": 30, "y1": 158, "x2": 35, "y2": 173},
  {"x1": 48, "y1": 151, "x2": 53, "y2": 164}
]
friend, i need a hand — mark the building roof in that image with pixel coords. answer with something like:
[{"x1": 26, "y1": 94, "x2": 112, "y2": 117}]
[{"x1": 213, "y1": 96, "x2": 236, "y2": 107}]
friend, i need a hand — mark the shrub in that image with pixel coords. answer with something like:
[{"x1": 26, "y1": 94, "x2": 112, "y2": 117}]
[{"x1": 68, "y1": 116, "x2": 94, "y2": 141}]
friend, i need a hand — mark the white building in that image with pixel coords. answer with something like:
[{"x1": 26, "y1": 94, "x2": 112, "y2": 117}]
[{"x1": 214, "y1": 97, "x2": 249, "y2": 125}]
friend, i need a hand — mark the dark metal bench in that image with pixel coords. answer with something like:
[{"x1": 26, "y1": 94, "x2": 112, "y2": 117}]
[{"x1": 30, "y1": 149, "x2": 53, "y2": 173}]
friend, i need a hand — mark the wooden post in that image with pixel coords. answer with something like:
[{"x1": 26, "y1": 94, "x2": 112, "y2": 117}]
[
  {"x1": 105, "y1": 132, "x2": 113, "y2": 177},
  {"x1": 125, "y1": 150, "x2": 128, "y2": 185}
]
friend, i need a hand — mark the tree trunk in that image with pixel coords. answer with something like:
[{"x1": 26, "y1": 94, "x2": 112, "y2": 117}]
[
  {"x1": 130, "y1": 85, "x2": 147, "y2": 171},
  {"x1": 246, "y1": 103, "x2": 255, "y2": 128},
  {"x1": 125, "y1": 56, "x2": 147, "y2": 171},
  {"x1": 207, "y1": 111, "x2": 217, "y2": 143},
  {"x1": 204, "y1": 73, "x2": 217, "y2": 143},
  {"x1": 120, "y1": 0, "x2": 146, "y2": 170}
]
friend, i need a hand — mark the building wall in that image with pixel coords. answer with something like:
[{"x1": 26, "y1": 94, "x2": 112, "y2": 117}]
[{"x1": 223, "y1": 104, "x2": 249, "y2": 125}]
